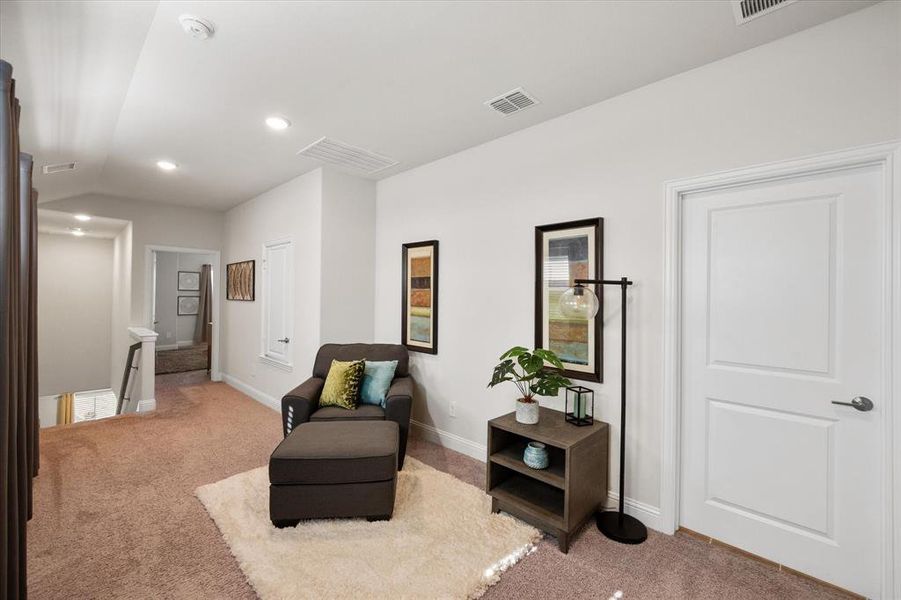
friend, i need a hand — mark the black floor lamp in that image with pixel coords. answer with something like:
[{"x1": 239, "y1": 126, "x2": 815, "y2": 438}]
[{"x1": 559, "y1": 276, "x2": 647, "y2": 545}]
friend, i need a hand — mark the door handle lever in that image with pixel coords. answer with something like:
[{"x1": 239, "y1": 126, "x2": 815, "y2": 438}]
[
  {"x1": 831, "y1": 396, "x2": 874, "y2": 412},
  {"x1": 277, "y1": 337, "x2": 290, "y2": 344}
]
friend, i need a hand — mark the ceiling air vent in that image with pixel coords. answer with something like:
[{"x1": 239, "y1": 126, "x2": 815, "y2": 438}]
[
  {"x1": 297, "y1": 137, "x2": 398, "y2": 174},
  {"x1": 485, "y1": 87, "x2": 539, "y2": 116},
  {"x1": 42, "y1": 162, "x2": 77, "y2": 175},
  {"x1": 732, "y1": 0, "x2": 797, "y2": 25}
]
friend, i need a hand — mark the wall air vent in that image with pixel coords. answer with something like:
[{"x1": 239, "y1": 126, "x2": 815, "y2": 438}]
[
  {"x1": 732, "y1": 0, "x2": 797, "y2": 25},
  {"x1": 42, "y1": 162, "x2": 77, "y2": 175},
  {"x1": 73, "y1": 389, "x2": 118, "y2": 422},
  {"x1": 485, "y1": 87, "x2": 539, "y2": 116},
  {"x1": 297, "y1": 137, "x2": 399, "y2": 174}
]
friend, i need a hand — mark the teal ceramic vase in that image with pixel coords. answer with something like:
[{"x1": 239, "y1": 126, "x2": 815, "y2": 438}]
[{"x1": 523, "y1": 441, "x2": 549, "y2": 470}]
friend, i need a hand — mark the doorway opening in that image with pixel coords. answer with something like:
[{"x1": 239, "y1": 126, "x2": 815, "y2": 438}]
[{"x1": 146, "y1": 246, "x2": 220, "y2": 383}]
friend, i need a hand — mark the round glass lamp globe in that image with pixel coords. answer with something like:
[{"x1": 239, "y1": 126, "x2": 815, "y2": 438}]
[{"x1": 559, "y1": 286, "x2": 600, "y2": 320}]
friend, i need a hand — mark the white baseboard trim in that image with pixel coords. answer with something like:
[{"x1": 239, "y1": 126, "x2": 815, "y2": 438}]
[
  {"x1": 604, "y1": 491, "x2": 666, "y2": 534},
  {"x1": 218, "y1": 382, "x2": 665, "y2": 533},
  {"x1": 222, "y1": 373, "x2": 280, "y2": 412},
  {"x1": 137, "y1": 398, "x2": 156, "y2": 413},
  {"x1": 410, "y1": 419, "x2": 487, "y2": 462}
]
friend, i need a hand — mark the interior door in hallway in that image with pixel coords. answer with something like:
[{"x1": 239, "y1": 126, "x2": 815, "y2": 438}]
[
  {"x1": 680, "y1": 164, "x2": 885, "y2": 597},
  {"x1": 261, "y1": 238, "x2": 294, "y2": 368}
]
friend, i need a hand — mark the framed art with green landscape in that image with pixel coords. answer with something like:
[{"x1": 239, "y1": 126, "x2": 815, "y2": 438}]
[
  {"x1": 535, "y1": 218, "x2": 603, "y2": 382},
  {"x1": 402, "y1": 240, "x2": 438, "y2": 354}
]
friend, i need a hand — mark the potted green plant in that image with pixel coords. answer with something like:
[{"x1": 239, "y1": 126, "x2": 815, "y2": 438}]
[{"x1": 488, "y1": 346, "x2": 571, "y2": 424}]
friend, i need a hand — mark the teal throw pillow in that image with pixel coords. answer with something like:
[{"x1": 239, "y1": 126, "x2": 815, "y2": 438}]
[{"x1": 360, "y1": 360, "x2": 398, "y2": 408}]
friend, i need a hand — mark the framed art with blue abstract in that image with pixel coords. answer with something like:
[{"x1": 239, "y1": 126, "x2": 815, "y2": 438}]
[
  {"x1": 535, "y1": 218, "x2": 603, "y2": 382},
  {"x1": 402, "y1": 240, "x2": 439, "y2": 354}
]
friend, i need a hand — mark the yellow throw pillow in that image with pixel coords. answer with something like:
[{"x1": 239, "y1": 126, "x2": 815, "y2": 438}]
[{"x1": 319, "y1": 359, "x2": 365, "y2": 410}]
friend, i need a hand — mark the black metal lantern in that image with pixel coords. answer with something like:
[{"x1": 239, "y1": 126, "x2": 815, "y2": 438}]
[{"x1": 565, "y1": 385, "x2": 594, "y2": 426}]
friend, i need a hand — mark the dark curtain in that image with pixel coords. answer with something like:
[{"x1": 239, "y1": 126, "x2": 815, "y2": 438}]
[
  {"x1": 193, "y1": 264, "x2": 212, "y2": 371},
  {"x1": 193, "y1": 264, "x2": 212, "y2": 345},
  {"x1": 1, "y1": 58, "x2": 39, "y2": 600}
]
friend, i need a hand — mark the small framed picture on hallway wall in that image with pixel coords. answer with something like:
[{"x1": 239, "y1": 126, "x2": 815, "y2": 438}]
[
  {"x1": 178, "y1": 270, "x2": 200, "y2": 291},
  {"x1": 402, "y1": 240, "x2": 438, "y2": 354},
  {"x1": 177, "y1": 296, "x2": 200, "y2": 316}
]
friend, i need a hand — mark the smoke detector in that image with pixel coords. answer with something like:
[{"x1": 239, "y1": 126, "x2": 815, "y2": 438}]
[{"x1": 179, "y1": 15, "x2": 215, "y2": 40}]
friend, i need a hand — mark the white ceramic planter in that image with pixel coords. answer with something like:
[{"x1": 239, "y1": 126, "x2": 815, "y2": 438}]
[{"x1": 515, "y1": 399, "x2": 539, "y2": 424}]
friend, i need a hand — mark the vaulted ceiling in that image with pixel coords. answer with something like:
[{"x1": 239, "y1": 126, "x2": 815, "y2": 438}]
[{"x1": 0, "y1": 0, "x2": 877, "y2": 210}]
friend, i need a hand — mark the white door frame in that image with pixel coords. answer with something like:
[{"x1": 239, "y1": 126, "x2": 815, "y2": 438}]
[
  {"x1": 143, "y1": 244, "x2": 222, "y2": 382},
  {"x1": 661, "y1": 141, "x2": 901, "y2": 598}
]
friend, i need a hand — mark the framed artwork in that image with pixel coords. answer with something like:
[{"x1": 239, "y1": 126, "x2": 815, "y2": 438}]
[
  {"x1": 401, "y1": 240, "x2": 438, "y2": 354},
  {"x1": 227, "y1": 260, "x2": 255, "y2": 301},
  {"x1": 177, "y1": 296, "x2": 200, "y2": 316},
  {"x1": 535, "y1": 218, "x2": 603, "y2": 382},
  {"x1": 178, "y1": 271, "x2": 200, "y2": 291}
]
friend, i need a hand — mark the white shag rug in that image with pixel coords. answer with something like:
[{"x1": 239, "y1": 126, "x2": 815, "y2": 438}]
[{"x1": 196, "y1": 457, "x2": 540, "y2": 600}]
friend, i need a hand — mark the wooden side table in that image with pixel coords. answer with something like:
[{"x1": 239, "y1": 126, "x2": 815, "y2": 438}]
[{"x1": 486, "y1": 406, "x2": 608, "y2": 553}]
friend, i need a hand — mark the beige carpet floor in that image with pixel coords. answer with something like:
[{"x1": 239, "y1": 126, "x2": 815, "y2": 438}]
[
  {"x1": 28, "y1": 374, "x2": 854, "y2": 599},
  {"x1": 156, "y1": 343, "x2": 209, "y2": 374}
]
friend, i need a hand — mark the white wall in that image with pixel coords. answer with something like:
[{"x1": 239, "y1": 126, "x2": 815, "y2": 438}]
[
  {"x1": 373, "y1": 2, "x2": 901, "y2": 518},
  {"x1": 41, "y1": 193, "x2": 224, "y2": 327},
  {"x1": 222, "y1": 169, "x2": 324, "y2": 404},
  {"x1": 221, "y1": 167, "x2": 377, "y2": 405},
  {"x1": 38, "y1": 395, "x2": 57, "y2": 429},
  {"x1": 40, "y1": 194, "x2": 223, "y2": 387},
  {"x1": 154, "y1": 251, "x2": 178, "y2": 347},
  {"x1": 320, "y1": 168, "x2": 377, "y2": 343},
  {"x1": 38, "y1": 233, "x2": 114, "y2": 396},
  {"x1": 110, "y1": 223, "x2": 132, "y2": 393}
]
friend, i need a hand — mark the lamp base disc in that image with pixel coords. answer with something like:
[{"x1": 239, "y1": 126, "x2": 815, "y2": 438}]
[{"x1": 596, "y1": 510, "x2": 648, "y2": 545}]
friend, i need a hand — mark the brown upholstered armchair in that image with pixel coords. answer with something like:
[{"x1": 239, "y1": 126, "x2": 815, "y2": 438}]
[{"x1": 281, "y1": 343, "x2": 414, "y2": 468}]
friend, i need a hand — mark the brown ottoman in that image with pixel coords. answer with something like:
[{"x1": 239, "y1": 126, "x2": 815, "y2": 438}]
[{"x1": 269, "y1": 420, "x2": 399, "y2": 526}]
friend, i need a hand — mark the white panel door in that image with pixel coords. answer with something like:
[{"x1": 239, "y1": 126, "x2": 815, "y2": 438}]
[
  {"x1": 261, "y1": 238, "x2": 293, "y2": 367},
  {"x1": 681, "y1": 164, "x2": 884, "y2": 597}
]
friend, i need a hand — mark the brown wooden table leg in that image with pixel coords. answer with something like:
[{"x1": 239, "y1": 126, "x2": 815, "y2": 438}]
[{"x1": 557, "y1": 530, "x2": 569, "y2": 553}]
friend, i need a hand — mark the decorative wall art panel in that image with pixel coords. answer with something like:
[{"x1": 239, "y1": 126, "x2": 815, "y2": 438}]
[
  {"x1": 402, "y1": 241, "x2": 438, "y2": 354},
  {"x1": 535, "y1": 218, "x2": 603, "y2": 382},
  {"x1": 227, "y1": 260, "x2": 255, "y2": 301}
]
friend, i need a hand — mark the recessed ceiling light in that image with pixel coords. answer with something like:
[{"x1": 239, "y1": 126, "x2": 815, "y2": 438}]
[
  {"x1": 70, "y1": 228, "x2": 85, "y2": 237},
  {"x1": 265, "y1": 116, "x2": 291, "y2": 131},
  {"x1": 74, "y1": 214, "x2": 91, "y2": 222},
  {"x1": 157, "y1": 160, "x2": 178, "y2": 171}
]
